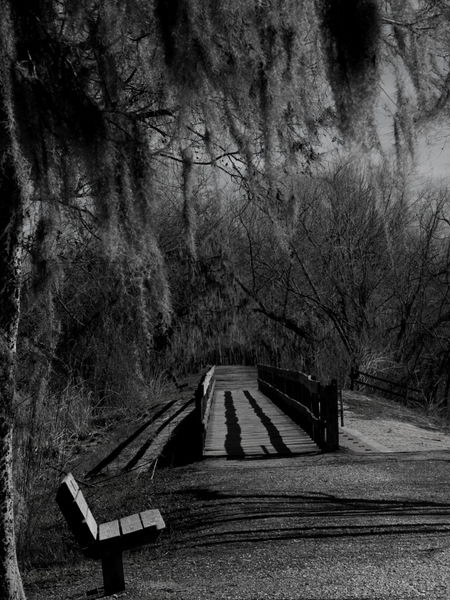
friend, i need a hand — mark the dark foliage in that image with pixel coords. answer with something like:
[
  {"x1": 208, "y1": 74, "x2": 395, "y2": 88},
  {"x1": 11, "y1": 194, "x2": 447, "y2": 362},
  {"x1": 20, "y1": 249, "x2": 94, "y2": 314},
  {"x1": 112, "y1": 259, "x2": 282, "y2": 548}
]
[
  {"x1": 12, "y1": 2, "x2": 103, "y2": 144},
  {"x1": 155, "y1": 0, "x2": 185, "y2": 68},
  {"x1": 319, "y1": 0, "x2": 381, "y2": 78},
  {"x1": 318, "y1": 0, "x2": 381, "y2": 135}
]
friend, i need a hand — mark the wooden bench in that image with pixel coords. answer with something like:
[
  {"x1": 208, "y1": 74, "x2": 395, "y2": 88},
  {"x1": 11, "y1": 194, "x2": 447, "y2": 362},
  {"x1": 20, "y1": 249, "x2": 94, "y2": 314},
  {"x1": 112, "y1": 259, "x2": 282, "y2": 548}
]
[{"x1": 56, "y1": 473, "x2": 165, "y2": 595}]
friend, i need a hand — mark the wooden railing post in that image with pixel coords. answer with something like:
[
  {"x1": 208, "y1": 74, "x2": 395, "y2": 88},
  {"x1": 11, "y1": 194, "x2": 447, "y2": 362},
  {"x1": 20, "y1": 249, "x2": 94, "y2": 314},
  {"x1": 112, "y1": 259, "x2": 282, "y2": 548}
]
[
  {"x1": 194, "y1": 383, "x2": 205, "y2": 461},
  {"x1": 350, "y1": 366, "x2": 356, "y2": 391},
  {"x1": 195, "y1": 366, "x2": 216, "y2": 459},
  {"x1": 323, "y1": 379, "x2": 339, "y2": 451}
]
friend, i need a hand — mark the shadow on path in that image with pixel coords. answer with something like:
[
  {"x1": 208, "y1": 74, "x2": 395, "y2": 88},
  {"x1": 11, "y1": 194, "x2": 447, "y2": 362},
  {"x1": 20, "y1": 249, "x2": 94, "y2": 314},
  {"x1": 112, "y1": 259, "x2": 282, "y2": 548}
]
[{"x1": 158, "y1": 487, "x2": 450, "y2": 549}]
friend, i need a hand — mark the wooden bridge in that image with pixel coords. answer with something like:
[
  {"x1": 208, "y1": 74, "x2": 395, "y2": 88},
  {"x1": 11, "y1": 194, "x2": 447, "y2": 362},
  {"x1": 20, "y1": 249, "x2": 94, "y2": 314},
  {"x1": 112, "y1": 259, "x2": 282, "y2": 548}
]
[
  {"x1": 197, "y1": 364, "x2": 339, "y2": 459},
  {"x1": 203, "y1": 366, "x2": 319, "y2": 457},
  {"x1": 86, "y1": 364, "x2": 339, "y2": 477}
]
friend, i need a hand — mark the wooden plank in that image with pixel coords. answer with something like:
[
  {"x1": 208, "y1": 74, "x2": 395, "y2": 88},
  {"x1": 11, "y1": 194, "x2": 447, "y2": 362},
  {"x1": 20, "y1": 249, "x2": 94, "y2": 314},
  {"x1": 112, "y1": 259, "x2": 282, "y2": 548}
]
[
  {"x1": 120, "y1": 514, "x2": 143, "y2": 535},
  {"x1": 57, "y1": 486, "x2": 87, "y2": 524},
  {"x1": 56, "y1": 483, "x2": 98, "y2": 546},
  {"x1": 140, "y1": 509, "x2": 165, "y2": 531},
  {"x1": 75, "y1": 491, "x2": 90, "y2": 519},
  {"x1": 64, "y1": 473, "x2": 79, "y2": 498},
  {"x1": 83, "y1": 507, "x2": 98, "y2": 541},
  {"x1": 56, "y1": 477, "x2": 82, "y2": 515},
  {"x1": 99, "y1": 520, "x2": 120, "y2": 541},
  {"x1": 94, "y1": 510, "x2": 164, "y2": 556},
  {"x1": 69, "y1": 491, "x2": 98, "y2": 541}
]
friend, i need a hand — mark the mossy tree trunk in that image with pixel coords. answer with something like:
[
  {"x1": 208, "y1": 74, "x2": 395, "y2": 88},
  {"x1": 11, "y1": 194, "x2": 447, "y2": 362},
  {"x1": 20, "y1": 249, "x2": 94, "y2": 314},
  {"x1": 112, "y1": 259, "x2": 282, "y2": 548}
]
[
  {"x1": 0, "y1": 420, "x2": 24, "y2": 600},
  {"x1": 0, "y1": 137, "x2": 26, "y2": 598}
]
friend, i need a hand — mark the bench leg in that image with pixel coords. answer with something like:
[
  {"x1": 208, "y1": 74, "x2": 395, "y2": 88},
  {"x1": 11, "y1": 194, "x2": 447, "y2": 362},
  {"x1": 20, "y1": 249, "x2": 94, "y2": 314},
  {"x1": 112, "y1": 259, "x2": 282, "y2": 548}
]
[{"x1": 101, "y1": 552, "x2": 125, "y2": 596}]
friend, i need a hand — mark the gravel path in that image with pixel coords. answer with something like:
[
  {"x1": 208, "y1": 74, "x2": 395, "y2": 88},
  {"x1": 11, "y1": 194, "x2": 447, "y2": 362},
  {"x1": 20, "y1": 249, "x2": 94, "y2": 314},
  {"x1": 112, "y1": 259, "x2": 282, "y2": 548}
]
[{"x1": 24, "y1": 390, "x2": 450, "y2": 599}]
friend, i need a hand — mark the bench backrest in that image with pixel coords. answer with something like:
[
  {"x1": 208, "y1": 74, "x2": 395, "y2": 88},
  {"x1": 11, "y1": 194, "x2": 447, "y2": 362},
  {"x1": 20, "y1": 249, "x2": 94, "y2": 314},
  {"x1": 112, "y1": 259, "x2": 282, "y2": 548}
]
[{"x1": 56, "y1": 473, "x2": 98, "y2": 548}]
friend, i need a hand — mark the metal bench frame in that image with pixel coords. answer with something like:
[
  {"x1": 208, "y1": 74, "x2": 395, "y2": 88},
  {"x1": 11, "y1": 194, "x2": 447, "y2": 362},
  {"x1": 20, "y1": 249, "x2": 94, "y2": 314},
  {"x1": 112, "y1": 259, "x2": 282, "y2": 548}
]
[{"x1": 56, "y1": 473, "x2": 165, "y2": 595}]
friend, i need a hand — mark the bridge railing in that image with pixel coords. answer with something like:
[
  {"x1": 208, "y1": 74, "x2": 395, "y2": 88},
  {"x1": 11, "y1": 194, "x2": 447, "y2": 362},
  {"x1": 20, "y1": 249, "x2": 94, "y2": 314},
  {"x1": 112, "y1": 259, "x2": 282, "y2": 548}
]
[
  {"x1": 195, "y1": 365, "x2": 216, "y2": 454},
  {"x1": 257, "y1": 365, "x2": 339, "y2": 452}
]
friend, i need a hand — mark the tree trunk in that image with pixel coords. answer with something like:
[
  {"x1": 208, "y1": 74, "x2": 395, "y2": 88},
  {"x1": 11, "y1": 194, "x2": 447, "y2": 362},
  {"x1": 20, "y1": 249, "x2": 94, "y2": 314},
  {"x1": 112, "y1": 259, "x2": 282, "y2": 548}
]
[
  {"x1": 0, "y1": 151, "x2": 26, "y2": 598},
  {"x1": 0, "y1": 419, "x2": 25, "y2": 599}
]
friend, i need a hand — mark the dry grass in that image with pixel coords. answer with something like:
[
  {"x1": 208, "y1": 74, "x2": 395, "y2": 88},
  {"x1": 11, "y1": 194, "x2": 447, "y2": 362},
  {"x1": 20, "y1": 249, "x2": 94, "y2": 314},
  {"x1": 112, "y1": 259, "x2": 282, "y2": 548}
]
[
  {"x1": 343, "y1": 389, "x2": 446, "y2": 431},
  {"x1": 16, "y1": 372, "x2": 178, "y2": 568}
]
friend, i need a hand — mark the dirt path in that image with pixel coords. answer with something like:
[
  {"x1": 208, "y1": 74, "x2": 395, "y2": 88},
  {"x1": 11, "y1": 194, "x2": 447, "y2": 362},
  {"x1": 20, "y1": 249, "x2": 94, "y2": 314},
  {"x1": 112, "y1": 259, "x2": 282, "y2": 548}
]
[
  {"x1": 24, "y1": 390, "x2": 450, "y2": 599},
  {"x1": 26, "y1": 451, "x2": 450, "y2": 599},
  {"x1": 340, "y1": 390, "x2": 450, "y2": 453}
]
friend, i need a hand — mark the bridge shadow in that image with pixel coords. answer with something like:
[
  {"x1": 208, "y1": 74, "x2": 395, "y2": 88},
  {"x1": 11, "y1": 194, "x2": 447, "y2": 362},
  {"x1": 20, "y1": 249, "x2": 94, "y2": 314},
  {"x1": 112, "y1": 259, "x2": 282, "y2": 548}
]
[
  {"x1": 243, "y1": 390, "x2": 293, "y2": 455},
  {"x1": 157, "y1": 487, "x2": 450, "y2": 549},
  {"x1": 213, "y1": 390, "x2": 315, "y2": 458},
  {"x1": 224, "y1": 391, "x2": 245, "y2": 457}
]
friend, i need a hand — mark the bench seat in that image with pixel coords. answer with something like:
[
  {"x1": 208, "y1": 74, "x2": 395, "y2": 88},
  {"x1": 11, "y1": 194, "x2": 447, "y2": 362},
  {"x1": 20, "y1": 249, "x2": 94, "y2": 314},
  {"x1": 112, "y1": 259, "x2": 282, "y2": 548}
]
[
  {"x1": 86, "y1": 508, "x2": 165, "y2": 558},
  {"x1": 56, "y1": 473, "x2": 165, "y2": 595}
]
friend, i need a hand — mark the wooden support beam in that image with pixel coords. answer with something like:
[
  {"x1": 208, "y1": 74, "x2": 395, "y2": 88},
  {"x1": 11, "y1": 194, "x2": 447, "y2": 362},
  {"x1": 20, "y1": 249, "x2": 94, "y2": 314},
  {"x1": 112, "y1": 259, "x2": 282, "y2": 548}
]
[{"x1": 101, "y1": 552, "x2": 125, "y2": 595}]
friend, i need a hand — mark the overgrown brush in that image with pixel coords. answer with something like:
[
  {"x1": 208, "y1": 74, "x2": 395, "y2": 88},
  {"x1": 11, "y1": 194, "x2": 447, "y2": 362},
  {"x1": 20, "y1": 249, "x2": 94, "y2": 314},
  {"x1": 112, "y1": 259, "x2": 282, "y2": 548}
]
[
  {"x1": 13, "y1": 383, "x2": 94, "y2": 565},
  {"x1": 13, "y1": 370, "x2": 173, "y2": 567}
]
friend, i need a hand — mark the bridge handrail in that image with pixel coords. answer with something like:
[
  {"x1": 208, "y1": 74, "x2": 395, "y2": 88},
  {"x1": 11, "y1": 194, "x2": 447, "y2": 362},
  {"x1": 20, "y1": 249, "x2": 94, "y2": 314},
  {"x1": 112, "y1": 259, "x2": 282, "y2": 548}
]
[
  {"x1": 257, "y1": 364, "x2": 339, "y2": 452},
  {"x1": 195, "y1": 365, "x2": 216, "y2": 452}
]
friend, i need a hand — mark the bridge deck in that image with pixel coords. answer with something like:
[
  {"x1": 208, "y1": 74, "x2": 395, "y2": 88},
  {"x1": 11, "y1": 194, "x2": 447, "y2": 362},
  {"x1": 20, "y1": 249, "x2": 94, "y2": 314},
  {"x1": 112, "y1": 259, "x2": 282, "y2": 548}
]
[{"x1": 203, "y1": 366, "x2": 318, "y2": 457}]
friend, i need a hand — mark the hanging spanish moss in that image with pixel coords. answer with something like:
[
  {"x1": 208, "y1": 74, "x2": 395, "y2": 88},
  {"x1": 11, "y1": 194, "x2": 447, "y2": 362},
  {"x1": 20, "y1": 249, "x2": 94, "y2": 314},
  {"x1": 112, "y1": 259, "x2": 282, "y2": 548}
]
[
  {"x1": 318, "y1": 0, "x2": 381, "y2": 138},
  {"x1": 181, "y1": 146, "x2": 197, "y2": 259},
  {"x1": 155, "y1": 0, "x2": 184, "y2": 69}
]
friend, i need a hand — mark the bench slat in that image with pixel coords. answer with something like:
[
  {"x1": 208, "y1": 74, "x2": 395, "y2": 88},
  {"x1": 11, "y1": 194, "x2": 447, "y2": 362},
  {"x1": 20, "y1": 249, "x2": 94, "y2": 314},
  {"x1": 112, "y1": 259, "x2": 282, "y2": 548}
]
[
  {"x1": 83, "y1": 505, "x2": 98, "y2": 541},
  {"x1": 65, "y1": 474, "x2": 79, "y2": 498},
  {"x1": 140, "y1": 509, "x2": 165, "y2": 531},
  {"x1": 120, "y1": 514, "x2": 143, "y2": 536},
  {"x1": 99, "y1": 520, "x2": 120, "y2": 541},
  {"x1": 56, "y1": 476, "x2": 98, "y2": 546},
  {"x1": 75, "y1": 491, "x2": 90, "y2": 519},
  {"x1": 64, "y1": 489, "x2": 98, "y2": 543}
]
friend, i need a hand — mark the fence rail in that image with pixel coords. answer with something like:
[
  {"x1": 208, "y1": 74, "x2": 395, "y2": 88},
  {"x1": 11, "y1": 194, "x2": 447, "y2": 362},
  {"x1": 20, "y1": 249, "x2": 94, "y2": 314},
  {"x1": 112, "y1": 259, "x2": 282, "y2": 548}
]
[
  {"x1": 350, "y1": 367, "x2": 422, "y2": 405},
  {"x1": 257, "y1": 365, "x2": 339, "y2": 452}
]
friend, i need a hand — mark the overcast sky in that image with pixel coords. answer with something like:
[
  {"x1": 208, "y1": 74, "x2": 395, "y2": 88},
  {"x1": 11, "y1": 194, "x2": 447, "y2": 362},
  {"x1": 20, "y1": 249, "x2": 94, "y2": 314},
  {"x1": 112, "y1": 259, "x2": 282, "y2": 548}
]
[{"x1": 377, "y1": 73, "x2": 450, "y2": 184}]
